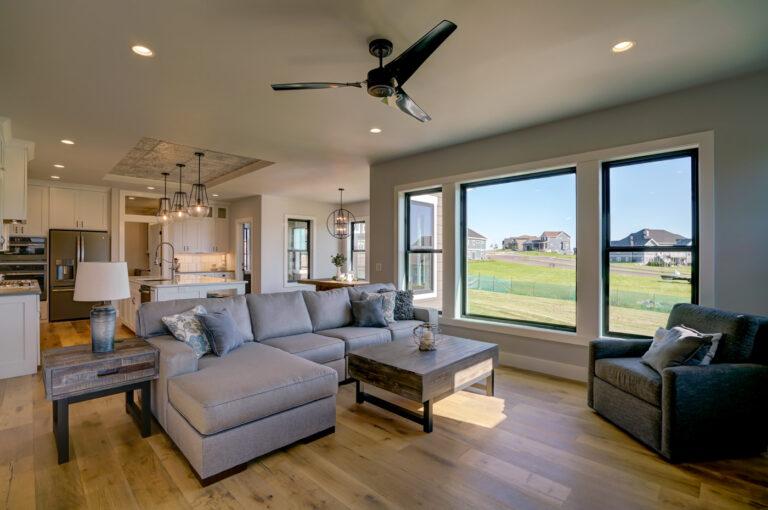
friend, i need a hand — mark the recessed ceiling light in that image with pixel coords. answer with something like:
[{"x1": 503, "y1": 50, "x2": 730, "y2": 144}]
[
  {"x1": 128, "y1": 196, "x2": 135, "y2": 200},
  {"x1": 60, "y1": 139, "x2": 75, "y2": 145},
  {"x1": 147, "y1": 186, "x2": 155, "y2": 190},
  {"x1": 212, "y1": 193, "x2": 219, "y2": 197},
  {"x1": 51, "y1": 175, "x2": 61, "y2": 180},
  {"x1": 611, "y1": 41, "x2": 635, "y2": 53},
  {"x1": 369, "y1": 127, "x2": 382, "y2": 134},
  {"x1": 131, "y1": 45, "x2": 154, "y2": 57},
  {"x1": 53, "y1": 163, "x2": 65, "y2": 168}
]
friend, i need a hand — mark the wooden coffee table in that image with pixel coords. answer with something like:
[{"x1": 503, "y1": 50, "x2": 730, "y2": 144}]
[{"x1": 347, "y1": 336, "x2": 499, "y2": 432}]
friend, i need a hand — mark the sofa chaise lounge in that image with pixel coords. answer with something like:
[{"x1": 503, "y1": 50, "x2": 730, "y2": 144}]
[{"x1": 136, "y1": 283, "x2": 437, "y2": 483}]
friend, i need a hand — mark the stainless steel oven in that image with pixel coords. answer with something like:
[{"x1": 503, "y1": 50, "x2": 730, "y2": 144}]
[
  {"x1": 0, "y1": 262, "x2": 47, "y2": 301},
  {"x1": 0, "y1": 236, "x2": 48, "y2": 301}
]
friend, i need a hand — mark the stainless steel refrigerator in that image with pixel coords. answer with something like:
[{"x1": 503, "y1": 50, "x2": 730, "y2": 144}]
[{"x1": 49, "y1": 230, "x2": 110, "y2": 321}]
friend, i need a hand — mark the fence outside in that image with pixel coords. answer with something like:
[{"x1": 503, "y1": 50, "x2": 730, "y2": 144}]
[{"x1": 467, "y1": 273, "x2": 685, "y2": 313}]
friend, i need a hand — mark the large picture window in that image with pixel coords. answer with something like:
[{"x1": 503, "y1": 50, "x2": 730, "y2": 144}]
[
  {"x1": 350, "y1": 221, "x2": 366, "y2": 280},
  {"x1": 602, "y1": 149, "x2": 698, "y2": 338},
  {"x1": 405, "y1": 188, "x2": 443, "y2": 311},
  {"x1": 287, "y1": 218, "x2": 311, "y2": 283},
  {"x1": 460, "y1": 169, "x2": 576, "y2": 331}
]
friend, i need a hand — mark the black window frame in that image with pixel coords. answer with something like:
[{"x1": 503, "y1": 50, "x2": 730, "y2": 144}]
[
  {"x1": 286, "y1": 218, "x2": 312, "y2": 283},
  {"x1": 350, "y1": 220, "x2": 366, "y2": 280},
  {"x1": 460, "y1": 167, "x2": 577, "y2": 332},
  {"x1": 601, "y1": 148, "x2": 699, "y2": 339},
  {"x1": 404, "y1": 187, "x2": 442, "y2": 296}
]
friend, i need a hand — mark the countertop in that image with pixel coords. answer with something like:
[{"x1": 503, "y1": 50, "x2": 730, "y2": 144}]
[
  {"x1": 129, "y1": 275, "x2": 246, "y2": 288},
  {"x1": 177, "y1": 270, "x2": 235, "y2": 275},
  {"x1": 0, "y1": 281, "x2": 41, "y2": 296}
]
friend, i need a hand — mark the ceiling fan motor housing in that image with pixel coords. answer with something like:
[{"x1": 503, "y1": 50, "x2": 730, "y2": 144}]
[{"x1": 366, "y1": 67, "x2": 397, "y2": 97}]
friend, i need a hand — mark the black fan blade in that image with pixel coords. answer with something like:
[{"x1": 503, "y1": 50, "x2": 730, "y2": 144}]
[
  {"x1": 271, "y1": 82, "x2": 362, "y2": 90},
  {"x1": 394, "y1": 88, "x2": 431, "y2": 122},
  {"x1": 385, "y1": 20, "x2": 456, "y2": 87}
]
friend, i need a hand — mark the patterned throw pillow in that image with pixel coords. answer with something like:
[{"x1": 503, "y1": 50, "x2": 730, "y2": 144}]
[
  {"x1": 384, "y1": 289, "x2": 415, "y2": 321},
  {"x1": 162, "y1": 305, "x2": 210, "y2": 359},
  {"x1": 363, "y1": 291, "x2": 395, "y2": 323}
]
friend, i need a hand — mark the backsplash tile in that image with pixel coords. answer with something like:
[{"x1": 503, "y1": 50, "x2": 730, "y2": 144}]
[{"x1": 177, "y1": 253, "x2": 232, "y2": 272}]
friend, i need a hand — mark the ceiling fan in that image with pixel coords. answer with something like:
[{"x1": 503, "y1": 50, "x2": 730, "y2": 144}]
[{"x1": 271, "y1": 20, "x2": 457, "y2": 122}]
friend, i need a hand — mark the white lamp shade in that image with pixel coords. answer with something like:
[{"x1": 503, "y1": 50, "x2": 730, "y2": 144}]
[{"x1": 74, "y1": 262, "x2": 131, "y2": 302}]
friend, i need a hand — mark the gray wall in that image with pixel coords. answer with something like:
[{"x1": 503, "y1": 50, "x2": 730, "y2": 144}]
[{"x1": 370, "y1": 69, "x2": 768, "y2": 372}]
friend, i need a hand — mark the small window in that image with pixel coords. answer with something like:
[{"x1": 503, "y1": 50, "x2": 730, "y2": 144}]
[
  {"x1": 602, "y1": 149, "x2": 698, "y2": 338},
  {"x1": 351, "y1": 221, "x2": 366, "y2": 280},
  {"x1": 404, "y1": 189, "x2": 443, "y2": 311},
  {"x1": 287, "y1": 219, "x2": 311, "y2": 283}
]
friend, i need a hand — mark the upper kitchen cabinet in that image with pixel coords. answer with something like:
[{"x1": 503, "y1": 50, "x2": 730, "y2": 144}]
[
  {"x1": 49, "y1": 187, "x2": 109, "y2": 230},
  {"x1": 0, "y1": 118, "x2": 35, "y2": 222},
  {"x1": 10, "y1": 184, "x2": 49, "y2": 236}
]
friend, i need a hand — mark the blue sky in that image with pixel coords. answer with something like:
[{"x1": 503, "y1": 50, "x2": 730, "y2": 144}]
[{"x1": 466, "y1": 157, "x2": 693, "y2": 248}]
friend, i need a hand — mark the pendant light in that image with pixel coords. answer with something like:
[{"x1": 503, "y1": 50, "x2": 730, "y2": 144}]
[
  {"x1": 187, "y1": 151, "x2": 211, "y2": 217},
  {"x1": 326, "y1": 188, "x2": 355, "y2": 239},
  {"x1": 156, "y1": 172, "x2": 173, "y2": 224},
  {"x1": 171, "y1": 163, "x2": 190, "y2": 220}
]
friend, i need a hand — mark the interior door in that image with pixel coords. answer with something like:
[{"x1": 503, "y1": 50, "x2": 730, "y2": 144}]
[{"x1": 81, "y1": 231, "x2": 110, "y2": 262}]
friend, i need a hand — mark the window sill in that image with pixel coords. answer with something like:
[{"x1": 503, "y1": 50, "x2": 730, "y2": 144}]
[{"x1": 439, "y1": 316, "x2": 590, "y2": 346}]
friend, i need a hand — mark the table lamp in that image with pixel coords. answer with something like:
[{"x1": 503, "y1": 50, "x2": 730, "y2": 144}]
[{"x1": 74, "y1": 262, "x2": 130, "y2": 352}]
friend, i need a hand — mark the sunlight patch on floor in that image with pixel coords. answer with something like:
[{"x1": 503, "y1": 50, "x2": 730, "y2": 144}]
[{"x1": 429, "y1": 391, "x2": 507, "y2": 428}]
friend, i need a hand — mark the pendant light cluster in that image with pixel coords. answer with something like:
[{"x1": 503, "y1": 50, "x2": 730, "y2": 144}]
[
  {"x1": 326, "y1": 188, "x2": 355, "y2": 239},
  {"x1": 155, "y1": 152, "x2": 212, "y2": 223}
]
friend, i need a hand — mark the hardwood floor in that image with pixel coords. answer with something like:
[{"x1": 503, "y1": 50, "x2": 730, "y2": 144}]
[{"x1": 0, "y1": 321, "x2": 765, "y2": 509}]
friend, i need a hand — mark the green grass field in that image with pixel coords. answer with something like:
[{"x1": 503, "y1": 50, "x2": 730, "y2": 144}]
[{"x1": 467, "y1": 256, "x2": 691, "y2": 336}]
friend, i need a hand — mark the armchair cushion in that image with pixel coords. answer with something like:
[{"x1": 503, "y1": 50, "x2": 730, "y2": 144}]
[
  {"x1": 666, "y1": 304, "x2": 759, "y2": 363},
  {"x1": 595, "y1": 358, "x2": 661, "y2": 406}
]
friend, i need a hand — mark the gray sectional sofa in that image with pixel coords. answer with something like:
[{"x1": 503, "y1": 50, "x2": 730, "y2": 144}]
[{"x1": 135, "y1": 283, "x2": 437, "y2": 483}]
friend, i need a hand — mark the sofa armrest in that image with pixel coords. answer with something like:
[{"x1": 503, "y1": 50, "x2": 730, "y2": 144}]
[
  {"x1": 661, "y1": 363, "x2": 768, "y2": 461},
  {"x1": 587, "y1": 339, "x2": 652, "y2": 407},
  {"x1": 413, "y1": 306, "x2": 438, "y2": 325},
  {"x1": 146, "y1": 336, "x2": 199, "y2": 429}
]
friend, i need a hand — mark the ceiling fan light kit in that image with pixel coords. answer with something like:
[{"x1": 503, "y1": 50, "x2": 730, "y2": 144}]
[
  {"x1": 271, "y1": 20, "x2": 457, "y2": 122},
  {"x1": 327, "y1": 188, "x2": 356, "y2": 239},
  {"x1": 188, "y1": 151, "x2": 211, "y2": 218}
]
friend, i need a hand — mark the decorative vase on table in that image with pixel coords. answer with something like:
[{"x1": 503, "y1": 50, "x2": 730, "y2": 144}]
[
  {"x1": 336, "y1": 266, "x2": 343, "y2": 280},
  {"x1": 73, "y1": 262, "x2": 130, "y2": 353}
]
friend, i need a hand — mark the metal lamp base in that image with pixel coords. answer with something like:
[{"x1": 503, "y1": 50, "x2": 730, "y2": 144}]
[{"x1": 91, "y1": 305, "x2": 117, "y2": 353}]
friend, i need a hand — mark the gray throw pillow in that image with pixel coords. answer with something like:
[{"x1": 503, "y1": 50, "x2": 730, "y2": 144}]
[
  {"x1": 641, "y1": 325, "x2": 714, "y2": 373},
  {"x1": 196, "y1": 309, "x2": 244, "y2": 357},
  {"x1": 351, "y1": 296, "x2": 388, "y2": 327},
  {"x1": 363, "y1": 291, "x2": 395, "y2": 323},
  {"x1": 384, "y1": 289, "x2": 415, "y2": 321}
]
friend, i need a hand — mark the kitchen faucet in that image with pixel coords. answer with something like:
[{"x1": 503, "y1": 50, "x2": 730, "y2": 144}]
[{"x1": 154, "y1": 242, "x2": 180, "y2": 280}]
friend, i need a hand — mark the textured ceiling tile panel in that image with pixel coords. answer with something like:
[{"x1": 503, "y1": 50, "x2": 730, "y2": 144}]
[{"x1": 110, "y1": 137, "x2": 260, "y2": 184}]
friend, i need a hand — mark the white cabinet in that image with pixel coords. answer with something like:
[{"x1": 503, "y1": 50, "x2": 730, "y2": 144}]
[
  {"x1": 166, "y1": 217, "x2": 225, "y2": 253},
  {"x1": 1, "y1": 144, "x2": 28, "y2": 221},
  {"x1": 0, "y1": 292, "x2": 40, "y2": 379},
  {"x1": 11, "y1": 184, "x2": 48, "y2": 236},
  {"x1": 49, "y1": 187, "x2": 109, "y2": 230}
]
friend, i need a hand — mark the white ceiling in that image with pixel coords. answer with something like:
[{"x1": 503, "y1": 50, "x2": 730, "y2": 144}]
[{"x1": 1, "y1": 0, "x2": 767, "y2": 203}]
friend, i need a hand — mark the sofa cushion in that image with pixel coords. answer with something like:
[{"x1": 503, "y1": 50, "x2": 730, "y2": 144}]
[
  {"x1": 137, "y1": 295, "x2": 254, "y2": 342},
  {"x1": 247, "y1": 291, "x2": 313, "y2": 342},
  {"x1": 262, "y1": 333, "x2": 345, "y2": 364},
  {"x1": 302, "y1": 288, "x2": 352, "y2": 331},
  {"x1": 594, "y1": 357, "x2": 661, "y2": 406},
  {"x1": 388, "y1": 320, "x2": 423, "y2": 340},
  {"x1": 318, "y1": 326, "x2": 391, "y2": 353},
  {"x1": 348, "y1": 282, "x2": 396, "y2": 302},
  {"x1": 167, "y1": 343, "x2": 337, "y2": 435},
  {"x1": 666, "y1": 303, "x2": 760, "y2": 363}
]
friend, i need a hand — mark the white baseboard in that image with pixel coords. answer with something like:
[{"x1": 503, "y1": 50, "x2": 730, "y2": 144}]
[{"x1": 499, "y1": 352, "x2": 587, "y2": 382}]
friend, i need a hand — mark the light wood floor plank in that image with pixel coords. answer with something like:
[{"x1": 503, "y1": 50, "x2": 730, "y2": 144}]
[{"x1": 0, "y1": 320, "x2": 765, "y2": 509}]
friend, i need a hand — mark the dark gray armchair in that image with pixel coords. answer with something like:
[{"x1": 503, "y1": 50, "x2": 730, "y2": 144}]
[{"x1": 588, "y1": 303, "x2": 768, "y2": 462}]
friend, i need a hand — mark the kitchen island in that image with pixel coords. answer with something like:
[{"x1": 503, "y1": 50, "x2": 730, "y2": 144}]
[{"x1": 120, "y1": 275, "x2": 247, "y2": 332}]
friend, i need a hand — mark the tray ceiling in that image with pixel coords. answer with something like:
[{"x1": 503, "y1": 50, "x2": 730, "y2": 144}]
[{"x1": 109, "y1": 137, "x2": 267, "y2": 185}]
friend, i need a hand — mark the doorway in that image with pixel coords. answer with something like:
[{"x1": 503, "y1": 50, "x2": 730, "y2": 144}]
[
  {"x1": 124, "y1": 221, "x2": 150, "y2": 276},
  {"x1": 236, "y1": 218, "x2": 252, "y2": 293}
]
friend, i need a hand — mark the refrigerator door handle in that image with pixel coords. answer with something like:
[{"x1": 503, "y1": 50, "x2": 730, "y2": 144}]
[
  {"x1": 81, "y1": 233, "x2": 86, "y2": 262},
  {"x1": 50, "y1": 288, "x2": 75, "y2": 293}
]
